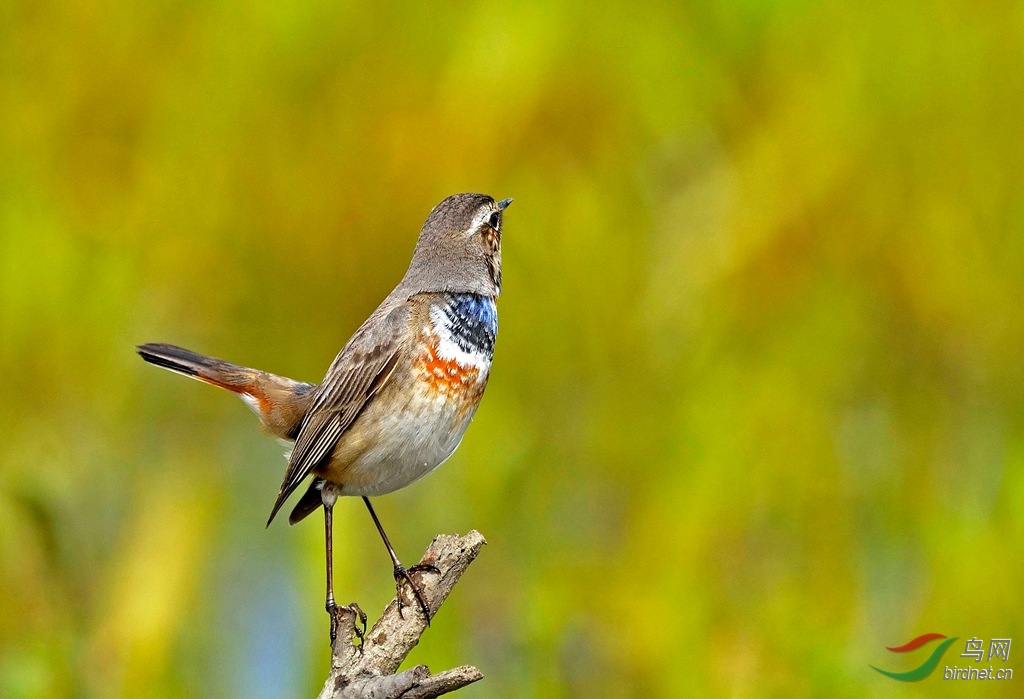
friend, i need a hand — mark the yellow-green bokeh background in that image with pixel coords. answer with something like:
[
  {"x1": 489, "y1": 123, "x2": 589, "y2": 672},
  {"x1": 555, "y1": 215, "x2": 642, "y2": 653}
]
[{"x1": 2, "y1": 1, "x2": 1023, "y2": 696}]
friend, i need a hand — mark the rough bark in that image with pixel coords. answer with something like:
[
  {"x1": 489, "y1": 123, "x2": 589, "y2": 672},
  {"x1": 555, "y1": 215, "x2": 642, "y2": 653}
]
[{"x1": 316, "y1": 531, "x2": 486, "y2": 699}]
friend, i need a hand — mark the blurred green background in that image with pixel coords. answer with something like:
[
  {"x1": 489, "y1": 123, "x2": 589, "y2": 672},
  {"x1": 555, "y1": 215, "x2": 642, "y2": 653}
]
[{"x1": 2, "y1": 1, "x2": 1023, "y2": 696}]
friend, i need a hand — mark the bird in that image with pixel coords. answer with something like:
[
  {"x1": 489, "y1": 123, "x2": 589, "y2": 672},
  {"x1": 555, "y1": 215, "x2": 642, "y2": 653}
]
[{"x1": 137, "y1": 193, "x2": 510, "y2": 642}]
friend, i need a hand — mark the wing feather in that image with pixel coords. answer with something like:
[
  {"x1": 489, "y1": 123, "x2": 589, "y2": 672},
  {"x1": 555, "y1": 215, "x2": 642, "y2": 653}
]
[{"x1": 266, "y1": 305, "x2": 408, "y2": 525}]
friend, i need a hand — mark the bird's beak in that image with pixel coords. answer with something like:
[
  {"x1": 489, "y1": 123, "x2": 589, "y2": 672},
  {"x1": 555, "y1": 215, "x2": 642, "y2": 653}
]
[{"x1": 497, "y1": 197, "x2": 513, "y2": 210}]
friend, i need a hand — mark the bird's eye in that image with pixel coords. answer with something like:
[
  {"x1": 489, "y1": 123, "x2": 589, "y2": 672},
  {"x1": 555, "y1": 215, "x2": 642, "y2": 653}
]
[{"x1": 487, "y1": 212, "x2": 501, "y2": 229}]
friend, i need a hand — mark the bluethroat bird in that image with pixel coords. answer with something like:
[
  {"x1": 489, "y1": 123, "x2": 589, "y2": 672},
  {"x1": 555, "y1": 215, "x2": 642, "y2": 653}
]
[{"x1": 138, "y1": 193, "x2": 510, "y2": 641}]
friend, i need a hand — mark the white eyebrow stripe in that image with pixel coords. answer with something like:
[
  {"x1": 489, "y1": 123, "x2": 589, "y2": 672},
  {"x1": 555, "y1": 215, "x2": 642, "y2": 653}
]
[{"x1": 468, "y1": 205, "x2": 499, "y2": 234}]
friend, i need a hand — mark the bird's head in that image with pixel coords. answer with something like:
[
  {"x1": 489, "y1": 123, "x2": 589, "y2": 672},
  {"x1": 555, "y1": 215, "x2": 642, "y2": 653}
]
[{"x1": 401, "y1": 193, "x2": 512, "y2": 297}]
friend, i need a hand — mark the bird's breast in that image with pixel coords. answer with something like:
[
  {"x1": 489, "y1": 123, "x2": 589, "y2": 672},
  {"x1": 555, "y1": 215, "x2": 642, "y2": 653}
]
[
  {"x1": 328, "y1": 294, "x2": 497, "y2": 496},
  {"x1": 416, "y1": 293, "x2": 496, "y2": 404}
]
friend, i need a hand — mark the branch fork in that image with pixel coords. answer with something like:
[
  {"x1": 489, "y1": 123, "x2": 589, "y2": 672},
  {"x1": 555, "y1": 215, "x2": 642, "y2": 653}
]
[{"x1": 316, "y1": 530, "x2": 487, "y2": 699}]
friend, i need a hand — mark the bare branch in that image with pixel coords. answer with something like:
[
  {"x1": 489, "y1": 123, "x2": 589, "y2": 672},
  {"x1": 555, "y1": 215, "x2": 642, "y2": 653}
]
[{"x1": 316, "y1": 531, "x2": 487, "y2": 699}]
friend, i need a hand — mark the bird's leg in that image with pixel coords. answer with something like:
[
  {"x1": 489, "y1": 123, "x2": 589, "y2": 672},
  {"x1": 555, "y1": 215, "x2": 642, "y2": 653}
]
[
  {"x1": 362, "y1": 496, "x2": 438, "y2": 623},
  {"x1": 323, "y1": 494, "x2": 366, "y2": 644},
  {"x1": 324, "y1": 497, "x2": 341, "y2": 643}
]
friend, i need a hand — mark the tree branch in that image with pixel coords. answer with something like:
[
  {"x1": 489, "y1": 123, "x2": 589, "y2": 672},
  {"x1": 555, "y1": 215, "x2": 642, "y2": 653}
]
[{"x1": 317, "y1": 530, "x2": 487, "y2": 699}]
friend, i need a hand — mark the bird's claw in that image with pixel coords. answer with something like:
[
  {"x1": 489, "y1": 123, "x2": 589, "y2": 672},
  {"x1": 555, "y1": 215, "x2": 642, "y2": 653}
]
[
  {"x1": 392, "y1": 562, "x2": 439, "y2": 624},
  {"x1": 327, "y1": 601, "x2": 367, "y2": 646}
]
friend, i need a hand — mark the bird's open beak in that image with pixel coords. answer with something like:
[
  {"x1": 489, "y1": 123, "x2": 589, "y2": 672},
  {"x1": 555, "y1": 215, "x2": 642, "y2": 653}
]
[{"x1": 497, "y1": 197, "x2": 513, "y2": 210}]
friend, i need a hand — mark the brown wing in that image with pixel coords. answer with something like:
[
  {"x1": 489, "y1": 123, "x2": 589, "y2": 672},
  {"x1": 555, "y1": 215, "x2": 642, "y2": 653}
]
[{"x1": 265, "y1": 305, "x2": 407, "y2": 526}]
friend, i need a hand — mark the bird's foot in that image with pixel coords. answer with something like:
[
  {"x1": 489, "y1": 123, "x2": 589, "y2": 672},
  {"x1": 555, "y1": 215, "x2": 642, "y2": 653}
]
[
  {"x1": 393, "y1": 562, "x2": 440, "y2": 624},
  {"x1": 327, "y1": 600, "x2": 367, "y2": 646}
]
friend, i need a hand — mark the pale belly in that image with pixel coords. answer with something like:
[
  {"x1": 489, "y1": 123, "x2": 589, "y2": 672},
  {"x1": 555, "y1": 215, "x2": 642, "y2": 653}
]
[
  {"x1": 324, "y1": 347, "x2": 490, "y2": 495},
  {"x1": 334, "y1": 388, "x2": 480, "y2": 496}
]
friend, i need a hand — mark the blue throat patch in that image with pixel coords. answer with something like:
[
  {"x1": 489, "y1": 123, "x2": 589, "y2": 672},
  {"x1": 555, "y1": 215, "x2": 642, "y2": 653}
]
[{"x1": 440, "y1": 294, "x2": 497, "y2": 355}]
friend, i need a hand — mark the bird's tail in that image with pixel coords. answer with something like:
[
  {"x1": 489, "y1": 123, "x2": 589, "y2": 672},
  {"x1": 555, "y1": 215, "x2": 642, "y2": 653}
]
[
  {"x1": 137, "y1": 343, "x2": 316, "y2": 441},
  {"x1": 138, "y1": 343, "x2": 257, "y2": 391}
]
